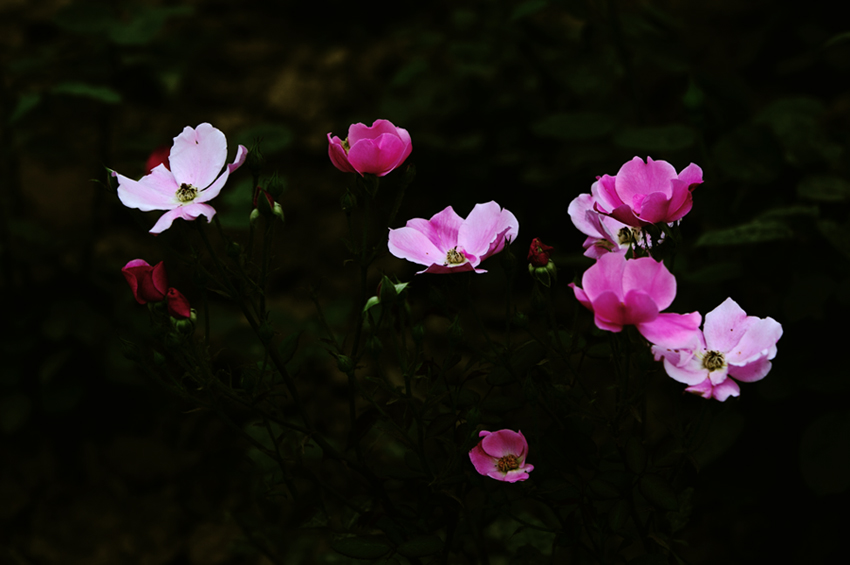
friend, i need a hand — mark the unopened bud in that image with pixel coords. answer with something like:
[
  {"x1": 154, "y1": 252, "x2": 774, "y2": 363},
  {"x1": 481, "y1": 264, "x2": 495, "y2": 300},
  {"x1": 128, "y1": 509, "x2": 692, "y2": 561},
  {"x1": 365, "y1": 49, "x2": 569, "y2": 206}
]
[
  {"x1": 273, "y1": 202, "x2": 285, "y2": 224},
  {"x1": 528, "y1": 260, "x2": 558, "y2": 288},
  {"x1": 250, "y1": 208, "x2": 261, "y2": 226}
]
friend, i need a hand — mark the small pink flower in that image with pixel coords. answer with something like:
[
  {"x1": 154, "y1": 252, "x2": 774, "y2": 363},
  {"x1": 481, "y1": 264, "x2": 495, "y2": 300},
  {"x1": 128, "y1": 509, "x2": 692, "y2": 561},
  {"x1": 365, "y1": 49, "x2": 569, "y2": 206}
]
[
  {"x1": 591, "y1": 157, "x2": 703, "y2": 227},
  {"x1": 388, "y1": 201, "x2": 519, "y2": 274},
  {"x1": 113, "y1": 123, "x2": 247, "y2": 234},
  {"x1": 652, "y1": 297, "x2": 782, "y2": 401},
  {"x1": 569, "y1": 252, "x2": 701, "y2": 349},
  {"x1": 327, "y1": 119, "x2": 412, "y2": 177},
  {"x1": 568, "y1": 193, "x2": 664, "y2": 258},
  {"x1": 469, "y1": 429, "x2": 534, "y2": 482},
  {"x1": 166, "y1": 288, "x2": 192, "y2": 319},
  {"x1": 122, "y1": 259, "x2": 168, "y2": 304}
]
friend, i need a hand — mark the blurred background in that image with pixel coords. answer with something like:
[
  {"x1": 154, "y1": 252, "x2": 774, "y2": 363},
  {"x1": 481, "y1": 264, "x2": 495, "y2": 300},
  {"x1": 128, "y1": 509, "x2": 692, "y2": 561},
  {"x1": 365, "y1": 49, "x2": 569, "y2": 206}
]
[{"x1": 1, "y1": 0, "x2": 849, "y2": 563}]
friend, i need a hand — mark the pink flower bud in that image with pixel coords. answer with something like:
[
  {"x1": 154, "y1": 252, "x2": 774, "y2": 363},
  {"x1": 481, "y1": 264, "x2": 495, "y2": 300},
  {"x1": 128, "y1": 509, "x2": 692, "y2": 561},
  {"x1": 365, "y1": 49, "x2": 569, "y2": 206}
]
[
  {"x1": 166, "y1": 287, "x2": 192, "y2": 319},
  {"x1": 327, "y1": 119, "x2": 412, "y2": 177},
  {"x1": 122, "y1": 259, "x2": 168, "y2": 304},
  {"x1": 527, "y1": 238, "x2": 553, "y2": 267}
]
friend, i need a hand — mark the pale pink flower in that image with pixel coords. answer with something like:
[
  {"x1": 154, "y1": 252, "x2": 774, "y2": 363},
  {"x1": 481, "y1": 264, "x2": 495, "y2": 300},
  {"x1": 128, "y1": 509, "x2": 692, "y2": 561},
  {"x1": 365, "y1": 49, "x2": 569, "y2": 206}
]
[
  {"x1": 114, "y1": 123, "x2": 247, "y2": 234},
  {"x1": 652, "y1": 298, "x2": 782, "y2": 401},
  {"x1": 469, "y1": 429, "x2": 534, "y2": 482},
  {"x1": 591, "y1": 157, "x2": 703, "y2": 227},
  {"x1": 568, "y1": 193, "x2": 666, "y2": 258},
  {"x1": 388, "y1": 202, "x2": 519, "y2": 274},
  {"x1": 328, "y1": 119, "x2": 412, "y2": 177},
  {"x1": 569, "y1": 252, "x2": 701, "y2": 349}
]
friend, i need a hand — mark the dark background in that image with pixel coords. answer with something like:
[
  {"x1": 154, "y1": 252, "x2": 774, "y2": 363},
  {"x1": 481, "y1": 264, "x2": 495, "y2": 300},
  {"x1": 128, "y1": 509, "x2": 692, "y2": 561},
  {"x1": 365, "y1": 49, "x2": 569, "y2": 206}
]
[{"x1": 1, "y1": 0, "x2": 849, "y2": 563}]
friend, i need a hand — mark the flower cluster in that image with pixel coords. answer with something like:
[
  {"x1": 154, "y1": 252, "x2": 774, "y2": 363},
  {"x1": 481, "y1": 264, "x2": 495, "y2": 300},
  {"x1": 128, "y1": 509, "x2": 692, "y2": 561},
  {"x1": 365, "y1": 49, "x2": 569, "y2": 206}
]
[{"x1": 567, "y1": 156, "x2": 781, "y2": 400}]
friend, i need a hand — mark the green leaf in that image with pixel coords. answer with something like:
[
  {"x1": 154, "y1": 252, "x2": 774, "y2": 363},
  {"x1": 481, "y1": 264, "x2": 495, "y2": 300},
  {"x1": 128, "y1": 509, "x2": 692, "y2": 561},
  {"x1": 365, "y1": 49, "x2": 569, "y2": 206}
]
[
  {"x1": 277, "y1": 331, "x2": 302, "y2": 365},
  {"x1": 639, "y1": 474, "x2": 678, "y2": 511},
  {"x1": 396, "y1": 535, "x2": 444, "y2": 558},
  {"x1": 712, "y1": 125, "x2": 782, "y2": 183},
  {"x1": 486, "y1": 366, "x2": 514, "y2": 386},
  {"x1": 9, "y1": 93, "x2": 41, "y2": 124},
  {"x1": 681, "y1": 262, "x2": 742, "y2": 285},
  {"x1": 608, "y1": 499, "x2": 630, "y2": 532},
  {"x1": 531, "y1": 112, "x2": 617, "y2": 141},
  {"x1": 107, "y1": 6, "x2": 194, "y2": 45},
  {"x1": 511, "y1": 0, "x2": 548, "y2": 20},
  {"x1": 613, "y1": 124, "x2": 696, "y2": 152},
  {"x1": 797, "y1": 175, "x2": 850, "y2": 202},
  {"x1": 329, "y1": 535, "x2": 391, "y2": 560},
  {"x1": 51, "y1": 82, "x2": 121, "y2": 104},
  {"x1": 589, "y1": 478, "x2": 620, "y2": 499},
  {"x1": 695, "y1": 220, "x2": 793, "y2": 246}
]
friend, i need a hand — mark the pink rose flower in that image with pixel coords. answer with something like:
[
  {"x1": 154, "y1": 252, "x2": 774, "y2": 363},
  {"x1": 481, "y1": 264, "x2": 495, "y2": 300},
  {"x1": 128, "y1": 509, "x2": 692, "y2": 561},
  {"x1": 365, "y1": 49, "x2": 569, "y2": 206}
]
[
  {"x1": 568, "y1": 252, "x2": 701, "y2": 349},
  {"x1": 388, "y1": 201, "x2": 519, "y2": 274},
  {"x1": 568, "y1": 193, "x2": 664, "y2": 258},
  {"x1": 591, "y1": 156, "x2": 703, "y2": 227},
  {"x1": 114, "y1": 123, "x2": 247, "y2": 234},
  {"x1": 327, "y1": 119, "x2": 412, "y2": 177},
  {"x1": 652, "y1": 297, "x2": 782, "y2": 401},
  {"x1": 469, "y1": 429, "x2": 534, "y2": 482},
  {"x1": 122, "y1": 259, "x2": 168, "y2": 304}
]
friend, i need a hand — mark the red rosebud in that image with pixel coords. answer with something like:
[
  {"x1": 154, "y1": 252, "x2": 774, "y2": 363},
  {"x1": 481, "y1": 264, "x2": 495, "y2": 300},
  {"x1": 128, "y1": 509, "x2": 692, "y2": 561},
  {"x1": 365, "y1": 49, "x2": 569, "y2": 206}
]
[
  {"x1": 145, "y1": 145, "x2": 172, "y2": 174},
  {"x1": 122, "y1": 259, "x2": 168, "y2": 304},
  {"x1": 527, "y1": 238, "x2": 554, "y2": 268},
  {"x1": 166, "y1": 287, "x2": 192, "y2": 318}
]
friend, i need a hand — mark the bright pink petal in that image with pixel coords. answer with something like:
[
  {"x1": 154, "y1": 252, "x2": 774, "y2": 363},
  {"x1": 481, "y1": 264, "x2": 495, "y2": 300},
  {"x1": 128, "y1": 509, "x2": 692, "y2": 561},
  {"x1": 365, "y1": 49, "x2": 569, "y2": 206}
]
[
  {"x1": 661, "y1": 355, "x2": 709, "y2": 385},
  {"x1": 469, "y1": 442, "x2": 498, "y2": 476},
  {"x1": 115, "y1": 165, "x2": 180, "y2": 211},
  {"x1": 633, "y1": 191, "x2": 672, "y2": 225},
  {"x1": 499, "y1": 467, "x2": 532, "y2": 482},
  {"x1": 677, "y1": 162, "x2": 704, "y2": 188},
  {"x1": 637, "y1": 311, "x2": 702, "y2": 350},
  {"x1": 582, "y1": 252, "x2": 626, "y2": 302},
  {"x1": 169, "y1": 123, "x2": 227, "y2": 189},
  {"x1": 615, "y1": 156, "x2": 678, "y2": 203},
  {"x1": 665, "y1": 181, "x2": 694, "y2": 222},
  {"x1": 149, "y1": 202, "x2": 216, "y2": 234},
  {"x1": 458, "y1": 202, "x2": 519, "y2": 258},
  {"x1": 420, "y1": 262, "x2": 478, "y2": 275},
  {"x1": 591, "y1": 175, "x2": 623, "y2": 213},
  {"x1": 725, "y1": 317, "x2": 783, "y2": 365},
  {"x1": 480, "y1": 429, "x2": 528, "y2": 459},
  {"x1": 195, "y1": 144, "x2": 247, "y2": 203},
  {"x1": 327, "y1": 133, "x2": 357, "y2": 173},
  {"x1": 607, "y1": 203, "x2": 645, "y2": 227},
  {"x1": 622, "y1": 257, "x2": 676, "y2": 311},
  {"x1": 388, "y1": 226, "x2": 446, "y2": 266},
  {"x1": 347, "y1": 134, "x2": 406, "y2": 176},
  {"x1": 728, "y1": 356, "x2": 773, "y2": 383},
  {"x1": 348, "y1": 119, "x2": 403, "y2": 144},
  {"x1": 569, "y1": 194, "x2": 607, "y2": 238},
  {"x1": 710, "y1": 378, "x2": 740, "y2": 401},
  {"x1": 569, "y1": 283, "x2": 593, "y2": 311},
  {"x1": 704, "y1": 298, "x2": 751, "y2": 352},
  {"x1": 405, "y1": 206, "x2": 464, "y2": 252},
  {"x1": 684, "y1": 378, "x2": 714, "y2": 398}
]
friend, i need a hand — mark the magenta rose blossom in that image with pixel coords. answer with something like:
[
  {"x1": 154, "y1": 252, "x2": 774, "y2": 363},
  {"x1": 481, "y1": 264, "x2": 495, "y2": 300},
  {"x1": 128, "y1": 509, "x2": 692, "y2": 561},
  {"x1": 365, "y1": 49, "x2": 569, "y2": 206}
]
[
  {"x1": 591, "y1": 156, "x2": 703, "y2": 227},
  {"x1": 469, "y1": 430, "x2": 534, "y2": 482},
  {"x1": 327, "y1": 119, "x2": 412, "y2": 177},
  {"x1": 652, "y1": 298, "x2": 782, "y2": 401},
  {"x1": 569, "y1": 252, "x2": 701, "y2": 349},
  {"x1": 122, "y1": 259, "x2": 168, "y2": 304},
  {"x1": 114, "y1": 123, "x2": 247, "y2": 234},
  {"x1": 388, "y1": 201, "x2": 519, "y2": 274}
]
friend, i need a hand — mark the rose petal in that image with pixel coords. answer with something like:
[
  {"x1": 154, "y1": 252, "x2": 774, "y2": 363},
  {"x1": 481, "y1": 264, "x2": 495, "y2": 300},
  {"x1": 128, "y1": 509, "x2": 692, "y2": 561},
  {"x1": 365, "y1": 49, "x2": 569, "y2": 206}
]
[
  {"x1": 169, "y1": 123, "x2": 227, "y2": 189},
  {"x1": 149, "y1": 202, "x2": 216, "y2": 234}
]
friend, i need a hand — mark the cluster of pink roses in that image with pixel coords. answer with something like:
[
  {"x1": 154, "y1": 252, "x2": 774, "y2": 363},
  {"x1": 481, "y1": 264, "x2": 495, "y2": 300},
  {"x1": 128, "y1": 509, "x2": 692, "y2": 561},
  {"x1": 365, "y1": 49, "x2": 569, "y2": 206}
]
[{"x1": 567, "y1": 157, "x2": 782, "y2": 402}]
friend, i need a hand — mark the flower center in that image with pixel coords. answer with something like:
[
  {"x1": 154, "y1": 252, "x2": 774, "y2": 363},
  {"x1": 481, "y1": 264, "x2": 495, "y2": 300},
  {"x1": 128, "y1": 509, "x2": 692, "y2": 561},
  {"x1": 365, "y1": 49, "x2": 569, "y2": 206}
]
[
  {"x1": 446, "y1": 247, "x2": 465, "y2": 265},
  {"x1": 342, "y1": 138, "x2": 351, "y2": 152},
  {"x1": 618, "y1": 227, "x2": 641, "y2": 246},
  {"x1": 497, "y1": 454, "x2": 520, "y2": 473},
  {"x1": 702, "y1": 350, "x2": 726, "y2": 372},
  {"x1": 176, "y1": 183, "x2": 199, "y2": 203}
]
